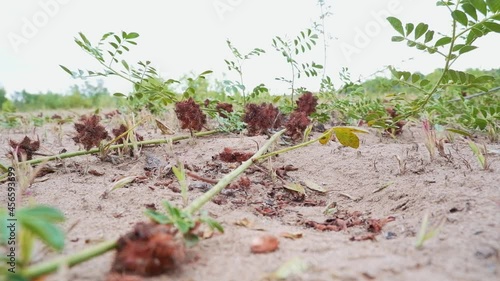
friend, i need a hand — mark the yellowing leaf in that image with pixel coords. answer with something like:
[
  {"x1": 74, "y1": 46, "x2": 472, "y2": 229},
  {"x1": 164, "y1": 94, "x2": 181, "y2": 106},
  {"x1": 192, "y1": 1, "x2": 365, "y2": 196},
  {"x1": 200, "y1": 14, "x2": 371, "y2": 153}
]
[
  {"x1": 335, "y1": 126, "x2": 369, "y2": 134},
  {"x1": 332, "y1": 127, "x2": 360, "y2": 149},
  {"x1": 284, "y1": 182, "x2": 305, "y2": 195},
  {"x1": 269, "y1": 257, "x2": 308, "y2": 280},
  {"x1": 319, "y1": 127, "x2": 368, "y2": 146},
  {"x1": 303, "y1": 179, "x2": 326, "y2": 193},
  {"x1": 318, "y1": 128, "x2": 334, "y2": 145}
]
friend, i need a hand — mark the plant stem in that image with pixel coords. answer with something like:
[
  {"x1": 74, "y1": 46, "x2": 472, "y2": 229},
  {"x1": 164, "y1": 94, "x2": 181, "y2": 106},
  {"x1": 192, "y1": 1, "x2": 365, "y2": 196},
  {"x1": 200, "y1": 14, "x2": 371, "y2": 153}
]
[
  {"x1": 183, "y1": 129, "x2": 285, "y2": 214},
  {"x1": 22, "y1": 130, "x2": 218, "y2": 166},
  {"x1": 21, "y1": 239, "x2": 117, "y2": 278},
  {"x1": 254, "y1": 135, "x2": 319, "y2": 161}
]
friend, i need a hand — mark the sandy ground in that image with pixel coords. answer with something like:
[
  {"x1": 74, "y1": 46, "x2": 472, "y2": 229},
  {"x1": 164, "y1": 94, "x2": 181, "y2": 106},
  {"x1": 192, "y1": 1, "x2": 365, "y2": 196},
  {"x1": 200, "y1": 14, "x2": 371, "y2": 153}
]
[{"x1": 1, "y1": 113, "x2": 499, "y2": 281}]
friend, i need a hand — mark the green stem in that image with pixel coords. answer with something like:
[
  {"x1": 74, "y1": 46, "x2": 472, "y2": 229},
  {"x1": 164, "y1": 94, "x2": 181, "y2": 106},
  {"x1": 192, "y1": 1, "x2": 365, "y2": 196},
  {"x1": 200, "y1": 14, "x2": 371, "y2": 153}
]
[
  {"x1": 183, "y1": 129, "x2": 285, "y2": 214},
  {"x1": 254, "y1": 136, "x2": 319, "y2": 162},
  {"x1": 21, "y1": 239, "x2": 117, "y2": 278},
  {"x1": 22, "y1": 130, "x2": 218, "y2": 166}
]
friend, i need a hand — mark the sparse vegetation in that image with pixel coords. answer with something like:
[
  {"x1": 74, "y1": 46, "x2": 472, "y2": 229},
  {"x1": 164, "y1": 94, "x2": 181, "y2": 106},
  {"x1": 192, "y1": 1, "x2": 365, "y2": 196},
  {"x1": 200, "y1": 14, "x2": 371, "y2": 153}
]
[{"x1": 1, "y1": 1, "x2": 499, "y2": 280}]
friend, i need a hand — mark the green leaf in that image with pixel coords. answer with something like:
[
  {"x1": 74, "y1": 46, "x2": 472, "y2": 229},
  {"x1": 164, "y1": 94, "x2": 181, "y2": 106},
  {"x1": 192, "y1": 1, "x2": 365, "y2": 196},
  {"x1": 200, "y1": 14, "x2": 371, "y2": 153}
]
[
  {"x1": 59, "y1": 65, "x2": 74, "y2": 76},
  {"x1": 475, "y1": 118, "x2": 487, "y2": 130},
  {"x1": 405, "y1": 23, "x2": 415, "y2": 35},
  {"x1": 459, "y1": 45, "x2": 478, "y2": 54},
  {"x1": 18, "y1": 205, "x2": 65, "y2": 222},
  {"x1": 462, "y1": 3, "x2": 478, "y2": 21},
  {"x1": 474, "y1": 75, "x2": 494, "y2": 83},
  {"x1": 452, "y1": 10, "x2": 469, "y2": 26},
  {"x1": 387, "y1": 17, "x2": 405, "y2": 35},
  {"x1": 486, "y1": 0, "x2": 500, "y2": 12},
  {"x1": 414, "y1": 23, "x2": 429, "y2": 39},
  {"x1": 452, "y1": 44, "x2": 466, "y2": 51},
  {"x1": 446, "y1": 128, "x2": 472, "y2": 138},
  {"x1": 126, "y1": 32, "x2": 140, "y2": 39},
  {"x1": 392, "y1": 36, "x2": 405, "y2": 42},
  {"x1": 199, "y1": 70, "x2": 213, "y2": 76},
  {"x1": 420, "y1": 79, "x2": 430, "y2": 87},
  {"x1": 79, "y1": 32, "x2": 91, "y2": 46},
  {"x1": 483, "y1": 22, "x2": 500, "y2": 32},
  {"x1": 424, "y1": 30, "x2": 434, "y2": 43},
  {"x1": 121, "y1": 60, "x2": 129, "y2": 71},
  {"x1": 411, "y1": 73, "x2": 421, "y2": 83},
  {"x1": 144, "y1": 209, "x2": 170, "y2": 224},
  {"x1": 434, "y1": 36, "x2": 452, "y2": 47},
  {"x1": 470, "y1": 0, "x2": 487, "y2": 15},
  {"x1": 19, "y1": 219, "x2": 64, "y2": 251},
  {"x1": 201, "y1": 216, "x2": 224, "y2": 233}
]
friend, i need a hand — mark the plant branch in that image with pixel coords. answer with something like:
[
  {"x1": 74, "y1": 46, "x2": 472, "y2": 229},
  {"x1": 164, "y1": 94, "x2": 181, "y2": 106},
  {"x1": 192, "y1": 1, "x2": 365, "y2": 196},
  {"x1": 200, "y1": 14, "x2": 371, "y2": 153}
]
[
  {"x1": 449, "y1": 86, "x2": 500, "y2": 102},
  {"x1": 21, "y1": 130, "x2": 218, "y2": 166},
  {"x1": 21, "y1": 239, "x2": 117, "y2": 278},
  {"x1": 254, "y1": 134, "x2": 319, "y2": 161},
  {"x1": 183, "y1": 129, "x2": 285, "y2": 214}
]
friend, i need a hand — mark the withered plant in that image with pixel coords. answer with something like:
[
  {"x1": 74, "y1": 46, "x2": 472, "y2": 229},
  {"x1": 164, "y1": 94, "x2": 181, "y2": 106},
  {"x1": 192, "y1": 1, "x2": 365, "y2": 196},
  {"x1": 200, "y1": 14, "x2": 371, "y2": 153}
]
[
  {"x1": 285, "y1": 112, "x2": 311, "y2": 141},
  {"x1": 243, "y1": 103, "x2": 282, "y2": 135},
  {"x1": 215, "y1": 102, "x2": 233, "y2": 118},
  {"x1": 284, "y1": 91, "x2": 318, "y2": 141},
  {"x1": 9, "y1": 136, "x2": 40, "y2": 160},
  {"x1": 174, "y1": 98, "x2": 207, "y2": 132},
  {"x1": 73, "y1": 115, "x2": 109, "y2": 150},
  {"x1": 112, "y1": 124, "x2": 144, "y2": 144},
  {"x1": 295, "y1": 91, "x2": 318, "y2": 116}
]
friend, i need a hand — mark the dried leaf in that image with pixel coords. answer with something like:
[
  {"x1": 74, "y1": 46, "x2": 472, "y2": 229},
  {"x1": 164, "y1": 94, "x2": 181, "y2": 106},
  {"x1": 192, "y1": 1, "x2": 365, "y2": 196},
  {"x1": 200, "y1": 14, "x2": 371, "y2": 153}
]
[
  {"x1": 234, "y1": 218, "x2": 253, "y2": 228},
  {"x1": 303, "y1": 179, "x2": 326, "y2": 193},
  {"x1": 372, "y1": 182, "x2": 393, "y2": 194},
  {"x1": 250, "y1": 234, "x2": 279, "y2": 253},
  {"x1": 155, "y1": 119, "x2": 174, "y2": 135},
  {"x1": 111, "y1": 176, "x2": 137, "y2": 191},
  {"x1": 88, "y1": 169, "x2": 105, "y2": 176},
  {"x1": 284, "y1": 182, "x2": 305, "y2": 195},
  {"x1": 280, "y1": 232, "x2": 303, "y2": 240}
]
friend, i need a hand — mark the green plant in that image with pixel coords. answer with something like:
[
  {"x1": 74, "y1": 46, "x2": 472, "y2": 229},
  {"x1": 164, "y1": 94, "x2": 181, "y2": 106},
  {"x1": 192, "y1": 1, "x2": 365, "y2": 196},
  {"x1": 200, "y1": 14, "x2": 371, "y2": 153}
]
[
  {"x1": 386, "y1": 0, "x2": 500, "y2": 117},
  {"x1": 144, "y1": 201, "x2": 223, "y2": 247},
  {"x1": 313, "y1": 0, "x2": 336, "y2": 94},
  {"x1": 1, "y1": 205, "x2": 65, "y2": 280},
  {"x1": 171, "y1": 153, "x2": 189, "y2": 207},
  {"x1": 415, "y1": 212, "x2": 445, "y2": 249},
  {"x1": 468, "y1": 140, "x2": 490, "y2": 170},
  {"x1": 215, "y1": 110, "x2": 247, "y2": 133},
  {"x1": 60, "y1": 31, "x2": 179, "y2": 114},
  {"x1": 224, "y1": 40, "x2": 266, "y2": 105},
  {"x1": 272, "y1": 29, "x2": 323, "y2": 103}
]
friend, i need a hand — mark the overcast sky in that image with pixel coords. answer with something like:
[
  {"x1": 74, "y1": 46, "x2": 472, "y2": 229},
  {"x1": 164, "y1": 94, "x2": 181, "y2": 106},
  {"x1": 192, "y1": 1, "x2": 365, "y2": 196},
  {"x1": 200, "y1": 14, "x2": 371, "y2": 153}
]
[{"x1": 0, "y1": 0, "x2": 498, "y2": 97}]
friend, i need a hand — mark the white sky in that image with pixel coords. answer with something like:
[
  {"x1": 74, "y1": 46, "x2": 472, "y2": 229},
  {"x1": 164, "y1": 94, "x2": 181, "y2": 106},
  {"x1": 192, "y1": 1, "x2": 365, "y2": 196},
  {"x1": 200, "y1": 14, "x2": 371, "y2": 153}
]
[{"x1": 0, "y1": 0, "x2": 499, "y2": 97}]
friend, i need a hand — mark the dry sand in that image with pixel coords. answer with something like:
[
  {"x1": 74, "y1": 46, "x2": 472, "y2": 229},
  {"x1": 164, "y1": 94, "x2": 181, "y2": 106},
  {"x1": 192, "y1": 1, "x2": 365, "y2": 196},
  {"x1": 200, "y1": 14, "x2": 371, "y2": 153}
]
[{"x1": 1, "y1": 114, "x2": 499, "y2": 281}]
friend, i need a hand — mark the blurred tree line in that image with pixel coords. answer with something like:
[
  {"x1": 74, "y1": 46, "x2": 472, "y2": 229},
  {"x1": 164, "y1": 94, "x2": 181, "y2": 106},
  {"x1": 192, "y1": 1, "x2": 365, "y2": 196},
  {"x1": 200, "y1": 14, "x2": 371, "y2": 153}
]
[
  {"x1": 0, "y1": 68, "x2": 498, "y2": 112},
  {"x1": 0, "y1": 80, "x2": 118, "y2": 112}
]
